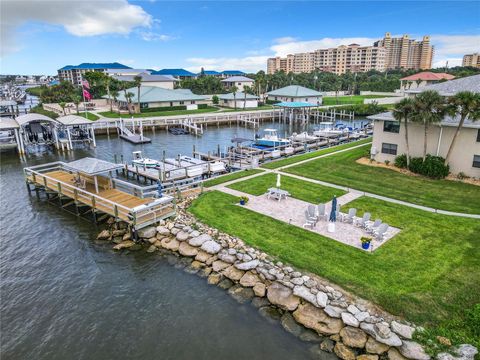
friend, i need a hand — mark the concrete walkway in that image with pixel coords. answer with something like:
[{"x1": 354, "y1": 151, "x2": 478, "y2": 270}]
[{"x1": 218, "y1": 185, "x2": 400, "y2": 251}]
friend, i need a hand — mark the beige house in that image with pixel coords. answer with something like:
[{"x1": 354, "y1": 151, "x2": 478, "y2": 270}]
[
  {"x1": 218, "y1": 92, "x2": 259, "y2": 108},
  {"x1": 368, "y1": 74, "x2": 480, "y2": 178},
  {"x1": 399, "y1": 72, "x2": 454, "y2": 91},
  {"x1": 221, "y1": 76, "x2": 255, "y2": 92}
]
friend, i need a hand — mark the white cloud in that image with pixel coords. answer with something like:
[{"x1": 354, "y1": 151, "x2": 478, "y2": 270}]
[
  {"x1": 432, "y1": 57, "x2": 463, "y2": 68},
  {"x1": 139, "y1": 31, "x2": 174, "y2": 42},
  {"x1": 186, "y1": 56, "x2": 270, "y2": 73},
  {"x1": 273, "y1": 36, "x2": 298, "y2": 44},
  {"x1": 1, "y1": 0, "x2": 153, "y2": 57},
  {"x1": 430, "y1": 34, "x2": 480, "y2": 57}
]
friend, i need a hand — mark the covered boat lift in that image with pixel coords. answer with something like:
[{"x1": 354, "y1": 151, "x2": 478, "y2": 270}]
[
  {"x1": 0, "y1": 113, "x2": 96, "y2": 155},
  {"x1": 272, "y1": 101, "x2": 319, "y2": 125}
]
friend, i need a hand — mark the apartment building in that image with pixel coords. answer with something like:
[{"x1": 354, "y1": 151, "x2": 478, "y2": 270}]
[
  {"x1": 373, "y1": 33, "x2": 433, "y2": 70},
  {"x1": 267, "y1": 44, "x2": 385, "y2": 75},
  {"x1": 57, "y1": 62, "x2": 131, "y2": 85},
  {"x1": 463, "y1": 53, "x2": 480, "y2": 68}
]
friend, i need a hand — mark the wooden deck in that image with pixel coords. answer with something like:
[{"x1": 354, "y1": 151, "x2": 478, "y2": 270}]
[{"x1": 27, "y1": 169, "x2": 175, "y2": 228}]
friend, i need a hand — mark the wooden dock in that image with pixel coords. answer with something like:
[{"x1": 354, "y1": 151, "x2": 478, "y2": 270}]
[
  {"x1": 119, "y1": 134, "x2": 151, "y2": 144},
  {"x1": 24, "y1": 161, "x2": 176, "y2": 230}
]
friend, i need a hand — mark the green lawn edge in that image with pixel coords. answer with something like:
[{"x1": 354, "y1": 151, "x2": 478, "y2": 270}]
[{"x1": 203, "y1": 169, "x2": 264, "y2": 187}]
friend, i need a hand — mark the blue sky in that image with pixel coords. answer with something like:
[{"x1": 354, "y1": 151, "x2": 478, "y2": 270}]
[{"x1": 1, "y1": 1, "x2": 479, "y2": 74}]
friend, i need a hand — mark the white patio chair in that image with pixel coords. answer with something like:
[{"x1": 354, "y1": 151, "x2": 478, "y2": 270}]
[
  {"x1": 317, "y1": 203, "x2": 328, "y2": 221},
  {"x1": 366, "y1": 219, "x2": 382, "y2": 233},
  {"x1": 342, "y1": 208, "x2": 357, "y2": 223},
  {"x1": 374, "y1": 223, "x2": 389, "y2": 241},
  {"x1": 355, "y1": 212, "x2": 371, "y2": 227},
  {"x1": 303, "y1": 210, "x2": 316, "y2": 228}
]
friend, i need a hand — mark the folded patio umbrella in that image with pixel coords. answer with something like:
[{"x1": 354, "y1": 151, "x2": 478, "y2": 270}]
[
  {"x1": 276, "y1": 173, "x2": 281, "y2": 189},
  {"x1": 329, "y1": 196, "x2": 337, "y2": 222}
]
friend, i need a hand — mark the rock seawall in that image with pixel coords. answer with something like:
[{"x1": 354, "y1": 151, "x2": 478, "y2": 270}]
[{"x1": 98, "y1": 198, "x2": 478, "y2": 360}]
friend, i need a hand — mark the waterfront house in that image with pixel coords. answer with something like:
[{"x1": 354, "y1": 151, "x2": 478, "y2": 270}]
[
  {"x1": 111, "y1": 72, "x2": 177, "y2": 90},
  {"x1": 107, "y1": 86, "x2": 208, "y2": 112},
  {"x1": 221, "y1": 76, "x2": 255, "y2": 92},
  {"x1": 220, "y1": 70, "x2": 246, "y2": 78},
  {"x1": 399, "y1": 72, "x2": 455, "y2": 91},
  {"x1": 368, "y1": 74, "x2": 480, "y2": 177},
  {"x1": 218, "y1": 92, "x2": 259, "y2": 108},
  {"x1": 266, "y1": 85, "x2": 323, "y2": 105}
]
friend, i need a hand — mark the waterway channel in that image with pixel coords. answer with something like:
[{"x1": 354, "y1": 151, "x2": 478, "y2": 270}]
[{"x1": 0, "y1": 120, "x2": 367, "y2": 359}]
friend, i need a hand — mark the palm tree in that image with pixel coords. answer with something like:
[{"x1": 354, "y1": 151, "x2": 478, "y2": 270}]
[
  {"x1": 72, "y1": 95, "x2": 81, "y2": 115},
  {"x1": 122, "y1": 84, "x2": 132, "y2": 115},
  {"x1": 126, "y1": 92, "x2": 135, "y2": 114},
  {"x1": 103, "y1": 76, "x2": 113, "y2": 112},
  {"x1": 111, "y1": 90, "x2": 119, "y2": 114},
  {"x1": 230, "y1": 85, "x2": 238, "y2": 110},
  {"x1": 59, "y1": 101, "x2": 66, "y2": 115},
  {"x1": 444, "y1": 91, "x2": 480, "y2": 165},
  {"x1": 133, "y1": 75, "x2": 142, "y2": 113},
  {"x1": 243, "y1": 85, "x2": 251, "y2": 109},
  {"x1": 392, "y1": 97, "x2": 415, "y2": 167},
  {"x1": 412, "y1": 90, "x2": 446, "y2": 161}
]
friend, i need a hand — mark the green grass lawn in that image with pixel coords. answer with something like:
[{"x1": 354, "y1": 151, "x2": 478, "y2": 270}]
[
  {"x1": 78, "y1": 111, "x2": 99, "y2": 121},
  {"x1": 322, "y1": 95, "x2": 392, "y2": 105},
  {"x1": 189, "y1": 191, "x2": 480, "y2": 350},
  {"x1": 203, "y1": 169, "x2": 264, "y2": 187},
  {"x1": 285, "y1": 146, "x2": 480, "y2": 214},
  {"x1": 261, "y1": 138, "x2": 372, "y2": 169},
  {"x1": 228, "y1": 173, "x2": 346, "y2": 203},
  {"x1": 98, "y1": 106, "x2": 219, "y2": 118}
]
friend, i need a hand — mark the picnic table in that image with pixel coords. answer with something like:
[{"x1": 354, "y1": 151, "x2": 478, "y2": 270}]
[{"x1": 267, "y1": 187, "x2": 290, "y2": 201}]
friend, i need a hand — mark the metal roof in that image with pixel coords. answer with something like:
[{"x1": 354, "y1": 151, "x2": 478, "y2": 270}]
[
  {"x1": 152, "y1": 68, "x2": 197, "y2": 77},
  {"x1": 112, "y1": 73, "x2": 178, "y2": 82},
  {"x1": 368, "y1": 111, "x2": 480, "y2": 129},
  {"x1": 15, "y1": 113, "x2": 60, "y2": 126},
  {"x1": 105, "y1": 69, "x2": 149, "y2": 75},
  {"x1": 267, "y1": 85, "x2": 323, "y2": 97},
  {"x1": 57, "y1": 115, "x2": 93, "y2": 126},
  {"x1": 218, "y1": 92, "x2": 259, "y2": 100},
  {"x1": 64, "y1": 157, "x2": 123, "y2": 175},
  {"x1": 111, "y1": 86, "x2": 207, "y2": 103},
  {"x1": 221, "y1": 70, "x2": 245, "y2": 75},
  {"x1": 58, "y1": 62, "x2": 131, "y2": 71},
  {"x1": 199, "y1": 70, "x2": 221, "y2": 75},
  {"x1": 406, "y1": 74, "x2": 480, "y2": 96},
  {"x1": 0, "y1": 117, "x2": 20, "y2": 130},
  {"x1": 221, "y1": 76, "x2": 254, "y2": 83},
  {"x1": 273, "y1": 101, "x2": 318, "y2": 108}
]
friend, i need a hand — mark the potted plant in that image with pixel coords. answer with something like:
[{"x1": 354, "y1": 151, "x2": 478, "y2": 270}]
[
  {"x1": 239, "y1": 196, "x2": 249, "y2": 205},
  {"x1": 360, "y1": 236, "x2": 372, "y2": 250}
]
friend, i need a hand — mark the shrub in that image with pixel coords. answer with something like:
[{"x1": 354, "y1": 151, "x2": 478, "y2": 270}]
[
  {"x1": 266, "y1": 99, "x2": 281, "y2": 105},
  {"x1": 408, "y1": 155, "x2": 449, "y2": 179},
  {"x1": 30, "y1": 105, "x2": 59, "y2": 119},
  {"x1": 394, "y1": 154, "x2": 408, "y2": 168},
  {"x1": 457, "y1": 172, "x2": 469, "y2": 180},
  {"x1": 197, "y1": 104, "x2": 209, "y2": 109},
  {"x1": 384, "y1": 160, "x2": 390, "y2": 166},
  {"x1": 142, "y1": 105, "x2": 187, "y2": 112},
  {"x1": 212, "y1": 95, "x2": 219, "y2": 105}
]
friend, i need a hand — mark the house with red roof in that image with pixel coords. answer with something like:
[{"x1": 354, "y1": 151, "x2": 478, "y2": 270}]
[{"x1": 400, "y1": 72, "x2": 455, "y2": 91}]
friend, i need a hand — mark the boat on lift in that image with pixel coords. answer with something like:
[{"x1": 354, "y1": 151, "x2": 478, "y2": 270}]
[
  {"x1": 313, "y1": 122, "x2": 347, "y2": 138},
  {"x1": 180, "y1": 155, "x2": 226, "y2": 173},
  {"x1": 290, "y1": 132, "x2": 317, "y2": 142},
  {"x1": 254, "y1": 129, "x2": 290, "y2": 147},
  {"x1": 164, "y1": 157, "x2": 204, "y2": 178},
  {"x1": 132, "y1": 151, "x2": 159, "y2": 168}
]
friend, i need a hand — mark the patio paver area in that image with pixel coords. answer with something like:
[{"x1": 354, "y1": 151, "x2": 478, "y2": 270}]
[{"x1": 218, "y1": 186, "x2": 401, "y2": 251}]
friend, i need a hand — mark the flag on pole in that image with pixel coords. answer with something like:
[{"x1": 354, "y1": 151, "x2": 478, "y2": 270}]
[
  {"x1": 82, "y1": 80, "x2": 90, "y2": 89},
  {"x1": 83, "y1": 89, "x2": 91, "y2": 101}
]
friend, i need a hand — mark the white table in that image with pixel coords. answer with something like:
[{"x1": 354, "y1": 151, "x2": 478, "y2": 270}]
[{"x1": 267, "y1": 188, "x2": 290, "y2": 201}]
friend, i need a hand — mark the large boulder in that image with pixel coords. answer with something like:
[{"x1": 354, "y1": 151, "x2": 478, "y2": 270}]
[
  {"x1": 361, "y1": 323, "x2": 402, "y2": 347},
  {"x1": 212, "y1": 260, "x2": 230, "y2": 272},
  {"x1": 201, "y1": 240, "x2": 222, "y2": 254},
  {"x1": 388, "y1": 348, "x2": 408, "y2": 360},
  {"x1": 341, "y1": 312, "x2": 360, "y2": 327},
  {"x1": 217, "y1": 251, "x2": 236, "y2": 264},
  {"x1": 267, "y1": 282, "x2": 300, "y2": 311},
  {"x1": 176, "y1": 231, "x2": 190, "y2": 241},
  {"x1": 138, "y1": 226, "x2": 156, "y2": 239},
  {"x1": 316, "y1": 291, "x2": 328, "y2": 308},
  {"x1": 358, "y1": 355, "x2": 379, "y2": 360},
  {"x1": 113, "y1": 240, "x2": 135, "y2": 250},
  {"x1": 398, "y1": 341, "x2": 430, "y2": 360},
  {"x1": 160, "y1": 237, "x2": 180, "y2": 251},
  {"x1": 178, "y1": 242, "x2": 198, "y2": 257},
  {"x1": 239, "y1": 271, "x2": 261, "y2": 287},
  {"x1": 334, "y1": 342, "x2": 356, "y2": 360},
  {"x1": 365, "y1": 337, "x2": 390, "y2": 354},
  {"x1": 207, "y1": 272, "x2": 222, "y2": 285},
  {"x1": 391, "y1": 321, "x2": 415, "y2": 340},
  {"x1": 188, "y1": 234, "x2": 212, "y2": 247},
  {"x1": 253, "y1": 283, "x2": 266, "y2": 297},
  {"x1": 97, "y1": 229, "x2": 111, "y2": 240},
  {"x1": 324, "y1": 305, "x2": 344, "y2": 318},
  {"x1": 293, "y1": 285, "x2": 318, "y2": 306},
  {"x1": 292, "y1": 303, "x2": 344, "y2": 335},
  {"x1": 222, "y1": 266, "x2": 245, "y2": 281},
  {"x1": 280, "y1": 312, "x2": 304, "y2": 337},
  {"x1": 234, "y1": 259, "x2": 260, "y2": 271},
  {"x1": 340, "y1": 326, "x2": 368, "y2": 348},
  {"x1": 195, "y1": 250, "x2": 211, "y2": 263},
  {"x1": 156, "y1": 226, "x2": 170, "y2": 236}
]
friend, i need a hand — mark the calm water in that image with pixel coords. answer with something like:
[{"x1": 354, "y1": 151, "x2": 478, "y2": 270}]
[{"x1": 0, "y1": 122, "x2": 346, "y2": 360}]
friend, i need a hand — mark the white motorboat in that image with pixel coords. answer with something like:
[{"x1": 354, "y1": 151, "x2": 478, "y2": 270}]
[
  {"x1": 132, "y1": 151, "x2": 159, "y2": 168},
  {"x1": 290, "y1": 132, "x2": 317, "y2": 142},
  {"x1": 255, "y1": 129, "x2": 290, "y2": 147},
  {"x1": 164, "y1": 158, "x2": 204, "y2": 178},
  {"x1": 313, "y1": 122, "x2": 347, "y2": 138},
  {"x1": 284, "y1": 146, "x2": 295, "y2": 155},
  {"x1": 180, "y1": 155, "x2": 225, "y2": 173}
]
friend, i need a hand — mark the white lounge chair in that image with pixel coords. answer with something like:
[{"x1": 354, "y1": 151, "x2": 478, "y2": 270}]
[
  {"x1": 342, "y1": 208, "x2": 357, "y2": 223},
  {"x1": 307, "y1": 205, "x2": 318, "y2": 222},
  {"x1": 355, "y1": 212, "x2": 371, "y2": 228},
  {"x1": 303, "y1": 210, "x2": 316, "y2": 228},
  {"x1": 317, "y1": 203, "x2": 328, "y2": 221},
  {"x1": 366, "y1": 219, "x2": 382, "y2": 233},
  {"x1": 374, "y1": 223, "x2": 389, "y2": 241}
]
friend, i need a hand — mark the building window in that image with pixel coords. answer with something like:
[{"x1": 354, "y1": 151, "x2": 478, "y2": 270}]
[
  {"x1": 179, "y1": 101, "x2": 184, "y2": 105},
  {"x1": 191, "y1": 101, "x2": 195, "y2": 104},
  {"x1": 305, "y1": 98, "x2": 308, "y2": 102},
  {"x1": 477, "y1": 129, "x2": 480, "y2": 142},
  {"x1": 383, "y1": 121, "x2": 400, "y2": 133},
  {"x1": 473, "y1": 155, "x2": 480, "y2": 168},
  {"x1": 169, "y1": 102, "x2": 173, "y2": 106},
  {"x1": 381, "y1": 143, "x2": 397, "y2": 155}
]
